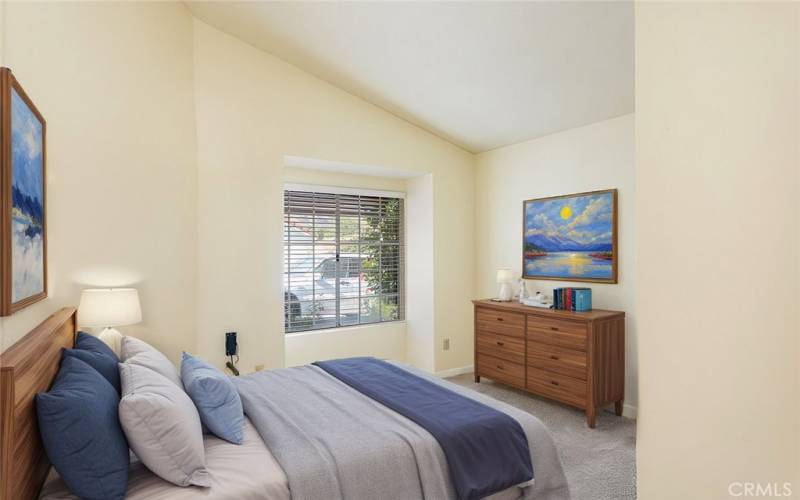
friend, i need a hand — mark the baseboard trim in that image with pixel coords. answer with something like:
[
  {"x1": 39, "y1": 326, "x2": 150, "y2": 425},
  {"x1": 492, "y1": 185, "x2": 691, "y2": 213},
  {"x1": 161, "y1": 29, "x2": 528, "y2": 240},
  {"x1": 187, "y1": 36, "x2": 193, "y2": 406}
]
[
  {"x1": 621, "y1": 403, "x2": 637, "y2": 419},
  {"x1": 592, "y1": 403, "x2": 639, "y2": 419},
  {"x1": 436, "y1": 365, "x2": 474, "y2": 378},
  {"x1": 603, "y1": 403, "x2": 637, "y2": 419}
]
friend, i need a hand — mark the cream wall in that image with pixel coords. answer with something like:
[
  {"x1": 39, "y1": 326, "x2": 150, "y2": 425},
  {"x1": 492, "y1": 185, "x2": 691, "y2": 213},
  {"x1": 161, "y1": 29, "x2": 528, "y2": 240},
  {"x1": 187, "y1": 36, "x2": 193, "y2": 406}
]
[
  {"x1": 636, "y1": 3, "x2": 799, "y2": 498},
  {"x1": 285, "y1": 322, "x2": 406, "y2": 368},
  {"x1": 405, "y1": 173, "x2": 436, "y2": 371},
  {"x1": 0, "y1": 1, "x2": 198, "y2": 364},
  {"x1": 192, "y1": 20, "x2": 475, "y2": 373},
  {"x1": 282, "y1": 167, "x2": 408, "y2": 367},
  {"x1": 475, "y1": 114, "x2": 636, "y2": 415}
]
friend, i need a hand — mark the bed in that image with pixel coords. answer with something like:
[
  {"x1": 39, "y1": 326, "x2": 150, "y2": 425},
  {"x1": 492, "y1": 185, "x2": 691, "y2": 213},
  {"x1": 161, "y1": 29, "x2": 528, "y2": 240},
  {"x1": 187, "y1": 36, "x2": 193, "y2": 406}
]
[{"x1": 0, "y1": 308, "x2": 570, "y2": 500}]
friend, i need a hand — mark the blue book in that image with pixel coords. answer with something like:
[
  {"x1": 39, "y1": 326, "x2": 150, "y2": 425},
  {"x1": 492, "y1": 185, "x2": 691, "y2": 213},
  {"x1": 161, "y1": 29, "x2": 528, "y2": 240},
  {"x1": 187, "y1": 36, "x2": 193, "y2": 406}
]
[{"x1": 574, "y1": 289, "x2": 592, "y2": 312}]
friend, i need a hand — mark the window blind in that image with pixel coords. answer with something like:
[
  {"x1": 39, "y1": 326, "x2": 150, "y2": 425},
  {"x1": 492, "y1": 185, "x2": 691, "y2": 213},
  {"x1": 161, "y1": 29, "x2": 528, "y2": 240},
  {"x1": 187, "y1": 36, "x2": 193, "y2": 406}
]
[{"x1": 283, "y1": 189, "x2": 405, "y2": 333}]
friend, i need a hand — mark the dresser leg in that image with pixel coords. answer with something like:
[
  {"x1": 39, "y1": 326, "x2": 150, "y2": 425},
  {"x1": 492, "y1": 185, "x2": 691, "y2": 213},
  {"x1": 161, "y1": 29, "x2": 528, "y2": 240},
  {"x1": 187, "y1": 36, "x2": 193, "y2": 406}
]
[
  {"x1": 474, "y1": 374, "x2": 481, "y2": 383},
  {"x1": 586, "y1": 407, "x2": 596, "y2": 428},
  {"x1": 615, "y1": 400, "x2": 624, "y2": 416}
]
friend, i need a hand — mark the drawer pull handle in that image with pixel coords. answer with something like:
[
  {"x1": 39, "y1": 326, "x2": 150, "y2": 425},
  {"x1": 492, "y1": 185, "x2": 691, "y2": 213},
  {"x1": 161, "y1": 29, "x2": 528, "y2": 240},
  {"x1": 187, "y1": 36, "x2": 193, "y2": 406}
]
[
  {"x1": 550, "y1": 326, "x2": 559, "y2": 331},
  {"x1": 550, "y1": 380, "x2": 559, "y2": 386},
  {"x1": 496, "y1": 317, "x2": 504, "y2": 322},
  {"x1": 550, "y1": 355, "x2": 559, "y2": 360},
  {"x1": 496, "y1": 341, "x2": 504, "y2": 347}
]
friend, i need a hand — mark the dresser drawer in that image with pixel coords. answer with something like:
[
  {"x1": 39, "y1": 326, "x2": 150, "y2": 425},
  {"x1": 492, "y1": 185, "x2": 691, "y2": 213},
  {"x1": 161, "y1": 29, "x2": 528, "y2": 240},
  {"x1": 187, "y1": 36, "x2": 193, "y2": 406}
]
[
  {"x1": 526, "y1": 341, "x2": 587, "y2": 380},
  {"x1": 477, "y1": 353, "x2": 525, "y2": 388},
  {"x1": 476, "y1": 308, "x2": 525, "y2": 338},
  {"x1": 527, "y1": 315, "x2": 586, "y2": 335},
  {"x1": 526, "y1": 367, "x2": 586, "y2": 408},
  {"x1": 476, "y1": 331, "x2": 525, "y2": 364},
  {"x1": 526, "y1": 317, "x2": 587, "y2": 351}
]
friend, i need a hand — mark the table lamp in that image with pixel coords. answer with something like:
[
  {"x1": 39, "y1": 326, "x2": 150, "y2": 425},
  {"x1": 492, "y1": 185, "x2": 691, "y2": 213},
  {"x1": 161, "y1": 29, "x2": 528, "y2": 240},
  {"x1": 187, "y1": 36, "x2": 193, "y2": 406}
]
[
  {"x1": 78, "y1": 288, "x2": 142, "y2": 355},
  {"x1": 496, "y1": 269, "x2": 514, "y2": 301}
]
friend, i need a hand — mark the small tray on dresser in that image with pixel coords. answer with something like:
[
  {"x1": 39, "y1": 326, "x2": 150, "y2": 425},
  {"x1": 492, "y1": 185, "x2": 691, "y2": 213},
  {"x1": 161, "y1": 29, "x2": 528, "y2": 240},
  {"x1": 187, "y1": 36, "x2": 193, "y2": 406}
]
[{"x1": 473, "y1": 299, "x2": 625, "y2": 428}]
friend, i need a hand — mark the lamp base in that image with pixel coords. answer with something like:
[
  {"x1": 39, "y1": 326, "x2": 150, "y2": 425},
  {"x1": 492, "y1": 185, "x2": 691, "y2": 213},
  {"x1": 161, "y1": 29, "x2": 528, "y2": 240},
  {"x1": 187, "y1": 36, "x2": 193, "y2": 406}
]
[
  {"x1": 497, "y1": 283, "x2": 513, "y2": 302},
  {"x1": 98, "y1": 327, "x2": 123, "y2": 356}
]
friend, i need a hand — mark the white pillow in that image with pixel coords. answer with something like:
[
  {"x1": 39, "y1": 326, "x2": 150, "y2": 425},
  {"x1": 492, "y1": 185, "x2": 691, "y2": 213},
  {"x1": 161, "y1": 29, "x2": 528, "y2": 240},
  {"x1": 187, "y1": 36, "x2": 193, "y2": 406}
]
[
  {"x1": 118, "y1": 362, "x2": 210, "y2": 487},
  {"x1": 120, "y1": 336, "x2": 182, "y2": 388}
]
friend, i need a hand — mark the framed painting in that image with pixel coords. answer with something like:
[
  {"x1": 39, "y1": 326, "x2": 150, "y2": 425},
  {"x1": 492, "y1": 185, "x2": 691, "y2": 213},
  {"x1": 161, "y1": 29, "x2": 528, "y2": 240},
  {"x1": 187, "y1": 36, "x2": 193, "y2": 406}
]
[
  {"x1": 1, "y1": 68, "x2": 47, "y2": 316},
  {"x1": 522, "y1": 189, "x2": 617, "y2": 283}
]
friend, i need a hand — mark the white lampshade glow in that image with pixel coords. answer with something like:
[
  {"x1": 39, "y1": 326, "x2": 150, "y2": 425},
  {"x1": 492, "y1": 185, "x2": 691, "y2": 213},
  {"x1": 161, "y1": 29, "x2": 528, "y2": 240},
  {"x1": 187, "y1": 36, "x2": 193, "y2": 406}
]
[
  {"x1": 496, "y1": 269, "x2": 514, "y2": 284},
  {"x1": 79, "y1": 288, "x2": 142, "y2": 328}
]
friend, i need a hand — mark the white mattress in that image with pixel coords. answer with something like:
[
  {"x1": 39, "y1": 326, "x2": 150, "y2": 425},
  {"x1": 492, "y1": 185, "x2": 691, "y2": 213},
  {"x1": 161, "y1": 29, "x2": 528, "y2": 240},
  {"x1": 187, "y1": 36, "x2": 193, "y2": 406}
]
[{"x1": 39, "y1": 418, "x2": 290, "y2": 500}]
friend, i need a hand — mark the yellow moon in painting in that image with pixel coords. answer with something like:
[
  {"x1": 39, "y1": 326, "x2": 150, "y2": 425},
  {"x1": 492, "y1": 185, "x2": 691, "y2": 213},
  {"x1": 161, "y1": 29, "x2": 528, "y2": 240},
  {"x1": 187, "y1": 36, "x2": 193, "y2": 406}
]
[{"x1": 560, "y1": 206, "x2": 573, "y2": 220}]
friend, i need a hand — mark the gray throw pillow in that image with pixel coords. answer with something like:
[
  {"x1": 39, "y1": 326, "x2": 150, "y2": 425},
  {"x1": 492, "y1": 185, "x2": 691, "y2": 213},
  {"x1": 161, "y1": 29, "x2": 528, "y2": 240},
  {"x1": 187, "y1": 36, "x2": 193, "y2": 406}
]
[
  {"x1": 118, "y1": 363, "x2": 210, "y2": 487},
  {"x1": 120, "y1": 336, "x2": 183, "y2": 388}
]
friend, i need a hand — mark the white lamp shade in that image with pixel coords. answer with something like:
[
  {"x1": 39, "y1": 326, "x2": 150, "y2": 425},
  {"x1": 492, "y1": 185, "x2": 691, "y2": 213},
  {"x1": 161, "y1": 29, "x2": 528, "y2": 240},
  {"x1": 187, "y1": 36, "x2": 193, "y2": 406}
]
[
  {"x1": 496, "y1": 269, "x2": 514, "y2": 284},
  {"x1": 79, "y1": 288, "x2": 142, "y2": 328}
]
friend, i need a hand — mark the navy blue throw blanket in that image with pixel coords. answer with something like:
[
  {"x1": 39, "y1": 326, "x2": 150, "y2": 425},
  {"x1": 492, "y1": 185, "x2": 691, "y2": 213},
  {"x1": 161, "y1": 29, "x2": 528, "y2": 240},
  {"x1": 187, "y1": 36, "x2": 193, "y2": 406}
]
[{"x1": 313, "y1": 357, "x2": 533, "y2": 500}]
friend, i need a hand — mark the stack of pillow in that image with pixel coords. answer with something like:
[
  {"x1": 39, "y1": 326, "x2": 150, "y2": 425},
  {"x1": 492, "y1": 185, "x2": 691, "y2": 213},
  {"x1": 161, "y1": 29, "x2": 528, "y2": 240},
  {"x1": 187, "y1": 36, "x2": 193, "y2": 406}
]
[
  {"x1": 36, "y1": 333, "x2": 245, "y2": 500},
  {"x1": 37, "y1": 333, "x2": 129, "y2": 500}
]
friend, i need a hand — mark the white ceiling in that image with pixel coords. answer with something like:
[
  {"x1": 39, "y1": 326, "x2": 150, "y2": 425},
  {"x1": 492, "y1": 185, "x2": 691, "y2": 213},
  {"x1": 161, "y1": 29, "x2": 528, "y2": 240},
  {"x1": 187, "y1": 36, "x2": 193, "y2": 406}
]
[{"x1": 186, "y1": 1, "x2": 634, "y2": 153}]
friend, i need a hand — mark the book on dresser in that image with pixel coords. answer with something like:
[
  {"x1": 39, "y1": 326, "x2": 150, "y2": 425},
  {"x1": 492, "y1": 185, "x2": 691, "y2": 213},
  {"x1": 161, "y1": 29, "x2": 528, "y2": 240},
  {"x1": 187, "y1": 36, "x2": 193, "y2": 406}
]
[{"x1": 472, "y1": 299, "x2": 625, "y2": 428}]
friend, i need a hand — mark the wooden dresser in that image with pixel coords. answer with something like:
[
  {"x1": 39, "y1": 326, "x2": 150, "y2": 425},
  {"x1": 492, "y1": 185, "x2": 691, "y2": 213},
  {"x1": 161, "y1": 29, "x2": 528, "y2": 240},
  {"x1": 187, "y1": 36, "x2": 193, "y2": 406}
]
[{"x1": 473, "y1": 299, "x2": 625, "y2": 428}]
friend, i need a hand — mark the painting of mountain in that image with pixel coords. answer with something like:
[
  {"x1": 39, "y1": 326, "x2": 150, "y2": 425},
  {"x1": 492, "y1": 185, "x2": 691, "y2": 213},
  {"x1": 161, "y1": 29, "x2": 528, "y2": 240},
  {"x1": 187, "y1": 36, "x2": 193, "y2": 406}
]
[
  {"x1": 523, "y1": 189, "x2": 617, "y2": 283},
  {"x1": 1, "y1": 69, "x2": 46, "y2": 315}
]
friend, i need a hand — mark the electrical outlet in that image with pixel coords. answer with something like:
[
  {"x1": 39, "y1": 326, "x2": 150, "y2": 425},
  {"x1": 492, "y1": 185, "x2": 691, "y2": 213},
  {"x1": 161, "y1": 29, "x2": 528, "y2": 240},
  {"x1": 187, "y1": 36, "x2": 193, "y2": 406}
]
[
  {"x1": 254, "y1": 364, "x2": 265, "y2": 372},
  {"x1": 443, "y1": 338, "x2": 450, "y2": 351}
]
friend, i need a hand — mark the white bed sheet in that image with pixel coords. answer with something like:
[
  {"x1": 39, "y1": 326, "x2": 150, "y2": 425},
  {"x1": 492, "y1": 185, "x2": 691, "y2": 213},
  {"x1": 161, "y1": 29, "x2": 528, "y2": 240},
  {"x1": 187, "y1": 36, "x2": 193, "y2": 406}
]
[{"x1": 39, "y1": 418, "x2": 290, "y2": 500}]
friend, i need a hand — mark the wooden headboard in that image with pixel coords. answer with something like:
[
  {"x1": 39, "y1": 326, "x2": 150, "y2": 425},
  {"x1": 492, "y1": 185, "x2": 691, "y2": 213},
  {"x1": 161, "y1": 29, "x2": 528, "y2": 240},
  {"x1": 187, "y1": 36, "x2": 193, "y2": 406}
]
[{"x1": 0, "y1": 308, "x2": 77, "y2": 500}]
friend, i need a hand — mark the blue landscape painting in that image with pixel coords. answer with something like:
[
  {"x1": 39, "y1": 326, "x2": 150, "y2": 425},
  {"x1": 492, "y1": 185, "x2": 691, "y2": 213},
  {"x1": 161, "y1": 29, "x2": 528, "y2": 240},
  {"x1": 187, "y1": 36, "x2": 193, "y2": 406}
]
[
  {"x1": 10, "y1": 87, "x2": 44, "y2": 303},
  {"x1": 523, "y1": 190, "x2": 616, "y2": 281}
]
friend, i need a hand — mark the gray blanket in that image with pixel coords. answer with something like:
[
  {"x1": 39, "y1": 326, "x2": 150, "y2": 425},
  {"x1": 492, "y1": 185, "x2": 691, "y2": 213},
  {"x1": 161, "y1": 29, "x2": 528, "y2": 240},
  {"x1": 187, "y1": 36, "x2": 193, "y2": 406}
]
[{"x1": 234, "y1": 363, "x2": 570, "y2": 500}]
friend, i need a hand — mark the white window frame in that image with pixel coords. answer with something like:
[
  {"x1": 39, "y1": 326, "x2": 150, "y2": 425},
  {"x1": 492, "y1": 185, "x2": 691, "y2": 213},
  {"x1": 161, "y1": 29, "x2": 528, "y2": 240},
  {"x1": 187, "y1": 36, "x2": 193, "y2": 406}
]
[{"x1": 283, "y1": 183, "x2": 406, "y2": 335}]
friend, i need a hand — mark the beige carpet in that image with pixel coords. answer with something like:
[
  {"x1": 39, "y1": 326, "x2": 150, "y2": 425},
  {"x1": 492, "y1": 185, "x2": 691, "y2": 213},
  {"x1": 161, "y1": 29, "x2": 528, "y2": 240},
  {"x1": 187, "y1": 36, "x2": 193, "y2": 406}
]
[{"x1": 447, "y1": 373, "x2": 636, "y2": 500}]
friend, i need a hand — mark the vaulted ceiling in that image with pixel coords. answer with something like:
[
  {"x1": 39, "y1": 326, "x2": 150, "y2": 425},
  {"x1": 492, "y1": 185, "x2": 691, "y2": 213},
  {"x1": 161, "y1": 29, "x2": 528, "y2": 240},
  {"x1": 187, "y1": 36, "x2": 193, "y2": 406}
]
[{"x1": 187, "y1": 1, "x2": 634, "y2": 153}]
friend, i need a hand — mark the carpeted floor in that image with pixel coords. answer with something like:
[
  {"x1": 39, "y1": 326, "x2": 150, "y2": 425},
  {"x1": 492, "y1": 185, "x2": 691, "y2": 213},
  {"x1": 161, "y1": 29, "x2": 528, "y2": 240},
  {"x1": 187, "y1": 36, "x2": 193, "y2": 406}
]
[{"x1": 447, "y1": 373, "x2": 636, "y2": 500}]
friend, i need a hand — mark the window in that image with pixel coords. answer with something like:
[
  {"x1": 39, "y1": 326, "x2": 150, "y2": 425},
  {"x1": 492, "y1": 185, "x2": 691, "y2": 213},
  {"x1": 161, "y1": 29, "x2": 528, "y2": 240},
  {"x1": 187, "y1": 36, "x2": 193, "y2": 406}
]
[{"x1": 283, "y1": 188, "x2": 405, "y2": 333}]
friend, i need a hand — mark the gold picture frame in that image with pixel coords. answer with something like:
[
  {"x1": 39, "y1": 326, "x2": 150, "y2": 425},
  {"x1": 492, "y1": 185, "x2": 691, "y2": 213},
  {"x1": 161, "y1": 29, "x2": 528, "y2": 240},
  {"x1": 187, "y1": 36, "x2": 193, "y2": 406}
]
[
  {"x1": 522, "y1": 189, "x2": 617, "y2": 284},
  {"x1": 0, "y1": 68, "x2": 47, "y2": 316}
]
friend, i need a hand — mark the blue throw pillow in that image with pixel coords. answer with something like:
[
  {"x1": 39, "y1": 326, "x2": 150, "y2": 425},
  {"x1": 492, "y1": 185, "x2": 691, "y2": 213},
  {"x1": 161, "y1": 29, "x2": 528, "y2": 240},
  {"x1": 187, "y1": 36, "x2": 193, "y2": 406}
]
[
  {"x1": 75, "y1": 331, "x2": 119, "y2": 361},
  {"x1": 62, "y1": 332, "x2": 121, "y2": 392},
  {"x1": 36, "y1": 356, "x2": 129, "y2": 500},
  {"x1": 181, "y1": 352, "x2": 244, "y2": 444}
]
